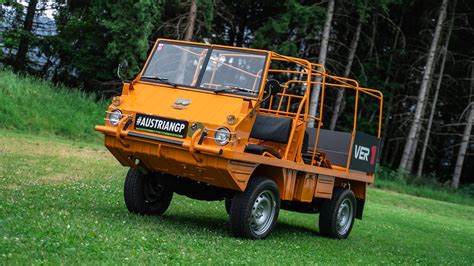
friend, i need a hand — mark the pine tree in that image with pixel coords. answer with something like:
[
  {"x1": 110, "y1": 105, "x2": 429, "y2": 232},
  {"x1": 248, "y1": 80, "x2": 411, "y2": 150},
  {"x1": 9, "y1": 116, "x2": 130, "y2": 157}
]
[{"x1": 53, "y1": 0, "x2": 161, "y2": 90}]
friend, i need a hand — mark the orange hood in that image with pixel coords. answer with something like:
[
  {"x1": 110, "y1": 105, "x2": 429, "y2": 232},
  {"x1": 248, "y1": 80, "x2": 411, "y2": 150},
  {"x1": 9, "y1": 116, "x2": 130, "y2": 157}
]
[{"x1": 120, "y1": 82, "x2": 252, "y2": 127}]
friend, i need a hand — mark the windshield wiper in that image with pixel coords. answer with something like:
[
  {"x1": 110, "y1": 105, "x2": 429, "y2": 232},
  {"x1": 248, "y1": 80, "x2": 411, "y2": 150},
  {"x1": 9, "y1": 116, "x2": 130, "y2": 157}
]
[
  {"x1": 141, "y1": 76, "x2": 178, "y2": 87},
  {"x1": 214, "y1": 86, "x2": 256, "y2": 94}
]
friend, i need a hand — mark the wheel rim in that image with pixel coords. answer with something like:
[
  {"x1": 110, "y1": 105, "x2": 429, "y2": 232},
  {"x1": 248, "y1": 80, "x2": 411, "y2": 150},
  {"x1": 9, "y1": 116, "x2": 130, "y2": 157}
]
[
  {"x1": 250, "y1": 190, "x2": 276, "y2": 236},
  {"x1": 144, "y1": 178, "x2": 165, "y2": 205},
  {"x1": 336, "y1": 198, "x2": 354, "y2": 235}
]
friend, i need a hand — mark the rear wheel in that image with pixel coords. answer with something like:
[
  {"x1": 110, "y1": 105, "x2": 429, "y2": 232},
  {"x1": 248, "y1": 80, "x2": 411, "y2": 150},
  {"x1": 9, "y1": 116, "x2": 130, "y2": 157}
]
[
  {"x1": 319, "y1": 188, "x2": 356, "y2": 239},
  {"x1": 124, "y1": 168, "x2": 173, "y2": 215},
  {"x1": 229, "y1": 177, "x2": 280, "y2": 239}
]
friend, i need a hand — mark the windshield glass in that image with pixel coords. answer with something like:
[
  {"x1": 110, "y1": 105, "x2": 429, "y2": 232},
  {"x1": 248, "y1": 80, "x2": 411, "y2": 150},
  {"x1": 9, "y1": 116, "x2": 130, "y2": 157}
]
[
  {"x1": 142, "y1": 43, "x2": 208, "y2": 86},
  {"x1": 200, "y1": 49, "x2": 265, "y2": 96},
  {"x1": 141, "y1": 42, "x2": 267, "y2": 97}
]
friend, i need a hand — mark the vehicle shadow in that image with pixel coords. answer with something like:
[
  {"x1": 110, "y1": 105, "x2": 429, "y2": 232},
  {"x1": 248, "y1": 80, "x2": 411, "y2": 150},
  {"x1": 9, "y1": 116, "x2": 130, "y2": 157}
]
[
  {"x1": 273, "y1": 222, "x2": 319, "y2": 237},
  {"x1": 87, "y1": 203, "x2": 321, "y2": 238}
]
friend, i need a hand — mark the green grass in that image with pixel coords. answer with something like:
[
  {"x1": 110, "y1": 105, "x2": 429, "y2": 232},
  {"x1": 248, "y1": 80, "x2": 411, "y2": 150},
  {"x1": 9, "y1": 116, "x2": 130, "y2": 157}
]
[
  {"x1": 1, "y1": 130, "x2": 473, "y2": 264},
  {"x1": 374, "y1": 179, "x2": 474, "y2": 206},
  {"x1": 0, "y1": 69, "x2": 107, "y2": 143},
  {"x1": 375, "y1": 167, "x2": 474, "y2": 206}
]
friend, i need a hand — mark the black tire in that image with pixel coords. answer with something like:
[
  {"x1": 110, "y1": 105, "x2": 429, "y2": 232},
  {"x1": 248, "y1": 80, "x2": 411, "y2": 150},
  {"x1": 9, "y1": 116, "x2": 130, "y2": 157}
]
[
  {"x1": 224, "y1": 198, "x2": 232, "y2": 215},
  {"x1": 319, "y1": 188, "x2": 356, "y2": 239},
  {"x1": 229, "y1": 177, "x2": 280, "y2": 239},
  {"x1": 124, "y1": 168, "x2": 173, "y2": 216}
]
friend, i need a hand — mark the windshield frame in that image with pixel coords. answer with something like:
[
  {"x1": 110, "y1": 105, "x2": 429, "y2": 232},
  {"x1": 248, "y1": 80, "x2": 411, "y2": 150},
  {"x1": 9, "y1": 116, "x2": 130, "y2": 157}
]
[{"x1": 138, "y1": 40, "x2": 269, "y2": 99}]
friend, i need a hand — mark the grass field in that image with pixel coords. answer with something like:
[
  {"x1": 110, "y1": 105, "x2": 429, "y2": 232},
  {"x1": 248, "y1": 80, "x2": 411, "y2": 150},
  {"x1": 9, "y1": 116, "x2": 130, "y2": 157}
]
[{"x1": 1, "y1": 130, "x2": 473, "y2": 264}]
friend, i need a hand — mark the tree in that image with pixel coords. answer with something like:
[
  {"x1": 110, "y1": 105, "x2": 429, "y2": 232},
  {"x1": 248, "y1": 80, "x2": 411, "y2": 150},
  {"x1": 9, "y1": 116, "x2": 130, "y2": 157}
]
[
  {"x1": 329, "y1": 15, "x2": 361, "y2": 130},
  {"x1": 399, "y1": 0, "x2": 448, "y2": 174},
  {"x1": 329, "y1": 0, "x2": 399, "y2": 131},
  {"x1": 308, "y1": 0, "x2": 335, "y2": 128},
  {"x1": 379, "y1": 14, "x2": 404, "y2": 161},
  {"x1": 452, "y1": 65, "x2": 474, "y2": 188},
  {"x1": 252, "y1": 0, "x2": 324, "y2": 56},
  {"x1": 13, "y1": 0, "x2": 38, "y2": 71},
  {"x1": 405, "y1": 59, "x2": 438, "y2": 172},
  {"x1": 53, "y1": 0, "x2": 161, "y2": 91},
  {"x1": 158, "y1": 0, "x2": 214, "y2": 42},
  {"x1": 416, "y1": 3, "x2": 455, "y2": 177},
  {"x1": 183, "y1": 0, "x2": 197, "y2": 41}
]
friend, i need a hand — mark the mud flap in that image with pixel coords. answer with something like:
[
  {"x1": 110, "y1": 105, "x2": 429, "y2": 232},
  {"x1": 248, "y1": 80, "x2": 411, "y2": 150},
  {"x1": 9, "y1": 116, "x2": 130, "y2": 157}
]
[{"x1": 356, "y1": 198, "x2": 365, "y2": 219}]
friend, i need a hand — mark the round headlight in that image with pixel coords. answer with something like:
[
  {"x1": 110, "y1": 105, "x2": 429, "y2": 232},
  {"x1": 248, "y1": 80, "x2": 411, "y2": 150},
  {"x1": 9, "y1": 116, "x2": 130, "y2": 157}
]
[
  {"x1": 108, "y1": 109, "x2": 122, "y2": 126},
  {"x1": 214, "y1": 127, "x2": 231, "y2": 146}
]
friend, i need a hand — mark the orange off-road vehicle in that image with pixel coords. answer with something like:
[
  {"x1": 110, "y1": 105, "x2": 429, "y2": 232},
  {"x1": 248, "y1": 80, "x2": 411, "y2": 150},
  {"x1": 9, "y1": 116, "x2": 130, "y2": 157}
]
[{"x1": 96, "y1": 39, "x2": 383, "y2": 239}]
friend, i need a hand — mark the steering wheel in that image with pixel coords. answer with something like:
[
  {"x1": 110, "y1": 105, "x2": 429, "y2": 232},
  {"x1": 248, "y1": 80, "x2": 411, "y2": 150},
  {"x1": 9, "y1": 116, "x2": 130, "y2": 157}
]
[{"x1": 264, "y1": 79, "x2": 282, "y2": 96}]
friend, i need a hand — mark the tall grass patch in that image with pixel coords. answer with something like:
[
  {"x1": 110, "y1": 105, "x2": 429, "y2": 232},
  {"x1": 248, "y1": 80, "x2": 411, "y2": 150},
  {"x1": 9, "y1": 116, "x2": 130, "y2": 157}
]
[
  {"x1": 0, "y1": 69, "x2": 107, "y2": 142},
  {"x1": 375, "y1": 166, "x2": 474, "y2": 206}
]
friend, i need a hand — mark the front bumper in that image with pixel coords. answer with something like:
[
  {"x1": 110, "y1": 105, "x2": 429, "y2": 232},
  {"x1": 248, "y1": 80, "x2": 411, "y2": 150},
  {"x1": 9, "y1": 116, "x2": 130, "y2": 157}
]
[{"x1": 95, "y1": 124, "x2": 255, "y2": 192}]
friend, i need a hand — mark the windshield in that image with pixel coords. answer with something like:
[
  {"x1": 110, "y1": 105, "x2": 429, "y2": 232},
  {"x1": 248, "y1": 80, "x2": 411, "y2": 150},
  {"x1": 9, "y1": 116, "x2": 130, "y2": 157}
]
[
  {"x1": 142, "y1": 43, "x2": 208, "y2": 86},
  {"x1": 141, "y1": 41, "x2": 267, "y2": 97}
]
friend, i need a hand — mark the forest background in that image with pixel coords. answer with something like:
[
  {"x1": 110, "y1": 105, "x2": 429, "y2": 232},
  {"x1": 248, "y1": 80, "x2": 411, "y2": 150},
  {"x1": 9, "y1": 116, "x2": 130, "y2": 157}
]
[{"x1": 1, "y1": 0, "x2": 473, "y2": 190}]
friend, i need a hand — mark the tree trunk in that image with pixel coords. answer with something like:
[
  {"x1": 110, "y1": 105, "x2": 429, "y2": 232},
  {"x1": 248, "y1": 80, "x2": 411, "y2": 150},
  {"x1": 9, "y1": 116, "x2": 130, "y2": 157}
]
[
  {"x1": 183, "y1": 0, "x2": 197, "y2": 41},
  {"x1": 452, "y1": 102, "x2": 474, "y2": 188},
  {"x1": 405, "y1": 64, "x2": 438, "y2": 172},
  {"x1": 406, "y1": 1, "x2": 455, "y2": 172},
  {"x1": 329, "y1": 16, "x2": 362, "y2": 130},
  {"x1": 380, "y1": 16, "x2": 403, "y2": 159},
  {"x1": 389, "y1": 139, "x2": 400, "y2": 167},
  {"x1": 452, "y1": 61, "x2": 474, "y2": 189},
  {"x1": 368, "y1": 15, "x2": 377, "y2": 58},
  {"x1": 399, "y1": 0, "x2": 448, "y2": 174},
  {"x1": 308, "y1": 0, "x2": 335, "y2": 128},
  {"x1": 236, "y1": 25, "x2": 245, "y2": 47},
  {"x1": 14, "y1": 0, "x2": 38, "y2": 72},
  {"x1": 416, "y1": 6, "x2": 455, "y2": 177}
]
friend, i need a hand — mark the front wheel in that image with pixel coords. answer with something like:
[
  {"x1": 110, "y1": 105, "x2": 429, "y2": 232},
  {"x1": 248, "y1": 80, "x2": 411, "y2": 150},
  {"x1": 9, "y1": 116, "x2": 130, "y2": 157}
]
[
  {"x1": 319, "y1": 188, "x2": 356, "y2": 239},
  {"x1": 124, "y1": 168, "x2": 173, "y2": 215},
  {"x1": 229, "y1": 177, "x2": 280, "y2": 239}
]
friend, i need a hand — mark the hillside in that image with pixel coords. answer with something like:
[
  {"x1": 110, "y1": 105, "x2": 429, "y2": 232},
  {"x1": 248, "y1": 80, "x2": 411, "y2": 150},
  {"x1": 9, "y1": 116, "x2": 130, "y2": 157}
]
[{"x1": 0, "y1": 69, "x2": 106, "y2": 142}]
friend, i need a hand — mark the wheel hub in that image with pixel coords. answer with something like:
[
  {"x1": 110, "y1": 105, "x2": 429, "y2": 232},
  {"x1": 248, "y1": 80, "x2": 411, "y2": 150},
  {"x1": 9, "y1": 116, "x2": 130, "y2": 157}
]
[
  {"x1": 250, "y1": 190, "x2": 276, "y2": 235},
  {"x1": 255, "y1": 206, "x2": 264, "y2": 219},
  {"x1": 335, "y1": 198, "x2": 353, "y2": 235},
  {"x1": 144, "y1": 178, "x2": 165, "y2": 204}
]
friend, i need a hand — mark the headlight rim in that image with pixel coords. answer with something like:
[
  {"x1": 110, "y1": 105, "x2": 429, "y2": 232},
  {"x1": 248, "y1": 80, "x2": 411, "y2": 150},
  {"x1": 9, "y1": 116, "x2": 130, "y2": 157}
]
[
  {"x1": 108, "y1": 109, "x2": 122, "y2": 126},
  {"x1": 214, "y1": 127, "x2": 231, "y2": 146}
]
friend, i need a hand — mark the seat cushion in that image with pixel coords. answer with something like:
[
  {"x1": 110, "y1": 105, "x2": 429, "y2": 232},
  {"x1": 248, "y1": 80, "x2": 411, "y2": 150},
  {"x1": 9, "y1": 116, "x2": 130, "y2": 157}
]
[
  {"x1": 249, "y1": 114, "x2": 292, "y2": 143},
  {"x1": 244, "y1": 144, "x2": 282, "y2": 159}
]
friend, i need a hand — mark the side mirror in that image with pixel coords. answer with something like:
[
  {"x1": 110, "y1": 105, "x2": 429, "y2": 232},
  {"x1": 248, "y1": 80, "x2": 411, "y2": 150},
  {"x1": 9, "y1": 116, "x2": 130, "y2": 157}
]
[
  {"x1": 116, "y1": 59, "x2": 129, "y2": 83},
  {"x1": 264, "y1": 79, "x2": 283, "y2": 97}
]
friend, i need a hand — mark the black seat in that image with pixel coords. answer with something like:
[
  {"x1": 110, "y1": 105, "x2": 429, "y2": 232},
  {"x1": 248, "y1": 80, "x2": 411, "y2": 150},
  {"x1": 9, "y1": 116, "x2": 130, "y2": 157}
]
[
  {"x1": 249, "y1": 114, "x2": 292, "y2": 143},
  {"x1": 244, "y1": 114, "x2": 292, "y2": 158}
]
